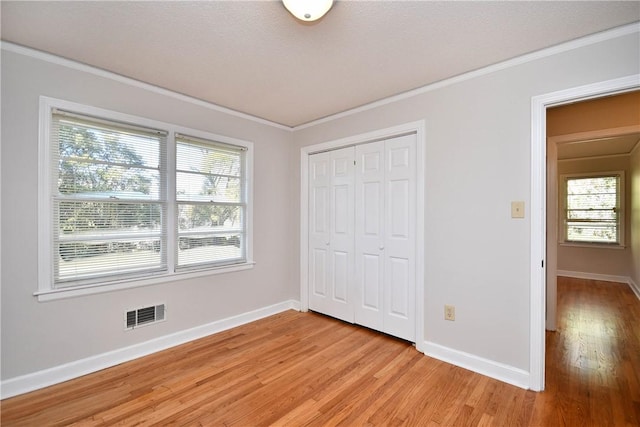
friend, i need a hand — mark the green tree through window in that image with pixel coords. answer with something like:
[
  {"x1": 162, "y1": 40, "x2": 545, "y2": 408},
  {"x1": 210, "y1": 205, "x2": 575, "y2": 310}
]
[
  {"x1": 41, "y1": 103, "x2": 251, "y2": 293},
  {"x1": 175, "y1": 135, "x2": 245, "y2": 269},
  {"x1": 52, "y1": 112, "x2": 165, "y2": 282},
  {"x1": 564, "y1": 174, "x2": 622, "y2": 244},
  {"x1": 57, "y1": 123, "x2": 160, "y2": 233}
]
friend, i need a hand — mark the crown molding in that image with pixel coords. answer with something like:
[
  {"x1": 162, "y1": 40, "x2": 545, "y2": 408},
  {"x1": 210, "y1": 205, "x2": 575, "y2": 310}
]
[
  {"x1": 557, "y1": 153, "x2": 631, "y2": 162},
  {"x1": 294, "y1": 21, "x2": 640, "y2": 131},
  {"x1": 3, "y1": 21, "x2": 638, "y2": 133}
]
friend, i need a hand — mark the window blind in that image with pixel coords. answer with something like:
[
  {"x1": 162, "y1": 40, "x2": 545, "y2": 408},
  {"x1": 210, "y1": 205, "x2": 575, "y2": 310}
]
[
  {"x1": 175, "y1": 135, "x2": 246, "y2": 270},
  {"x1": 565, "y1": 175, "x2": 619, "y2": 244},
  {"x1": 51, "y1": 111, "x2": 168, "y2": 287}
]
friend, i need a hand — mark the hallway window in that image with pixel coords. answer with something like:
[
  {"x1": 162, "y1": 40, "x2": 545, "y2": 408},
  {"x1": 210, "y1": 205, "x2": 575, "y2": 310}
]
[{"x1": 561, "y1": 172, "x2": 624, "y2": 245}]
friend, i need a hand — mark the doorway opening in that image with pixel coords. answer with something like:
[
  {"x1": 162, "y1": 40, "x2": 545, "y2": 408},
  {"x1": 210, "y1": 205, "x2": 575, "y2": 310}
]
[
  {"x1": 530, "y1": 74, "x2": 639, "y2": 391},
  {"x1": 546, "y1": 91, "x2": 640, "y2": 331}
]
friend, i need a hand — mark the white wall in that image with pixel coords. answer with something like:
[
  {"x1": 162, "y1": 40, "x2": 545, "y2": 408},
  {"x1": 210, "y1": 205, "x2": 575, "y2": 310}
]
[
  {"x1": 0, "y1": 47, "x2": 297, "y2": 382},
  {"x1": 557, "y1": 156, "x2": 632, "y2": 277},
  {"x1": 2, "y1": 27, "x2": 639, "y2": 395},
  {"x1": 293, "y1": 31, "x2": 640, "y2": 373}
]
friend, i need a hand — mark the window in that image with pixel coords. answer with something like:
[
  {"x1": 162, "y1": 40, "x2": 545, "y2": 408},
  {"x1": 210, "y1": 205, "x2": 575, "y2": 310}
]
[
  {"x1": 175, "y1": 134, "x2": 246, "y2": 270},
  {"x1": 51, "y1": 110, "x2": 167, "y2": 287},
  {"x1": 561, "y1": 172, "x2": 624, "y2": 245},
  {"x1": 39, "y1": 98, "x2": 252, "y2": 298}
]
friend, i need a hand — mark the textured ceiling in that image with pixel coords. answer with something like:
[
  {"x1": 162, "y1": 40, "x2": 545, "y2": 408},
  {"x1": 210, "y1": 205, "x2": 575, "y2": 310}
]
[{"x1": 1, "y1": 1, "x2": 639, "y2": 127}]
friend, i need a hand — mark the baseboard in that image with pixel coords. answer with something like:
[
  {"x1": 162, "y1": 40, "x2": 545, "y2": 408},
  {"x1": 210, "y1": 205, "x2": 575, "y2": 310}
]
[
  {"x1": 629, "y1": 277, "x2": 640, "y2": 301},
  {"x1": 557, "y1": 270, "x2": 630, "y2": 284},
  {"x1": 557, "y1": 270, "x2": 639, "y2": 301},
  {"x1": 1, "y1": 299, "x2": 300, "y2": 399},
  {"x1": 423, "y1": 341, "x2": 530, "y2": 390}
]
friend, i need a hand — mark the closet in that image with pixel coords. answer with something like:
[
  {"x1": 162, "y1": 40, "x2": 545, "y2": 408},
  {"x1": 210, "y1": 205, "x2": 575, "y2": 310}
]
[{"x1": 308, "y1": 133, "x2": 416, "y2": 341}]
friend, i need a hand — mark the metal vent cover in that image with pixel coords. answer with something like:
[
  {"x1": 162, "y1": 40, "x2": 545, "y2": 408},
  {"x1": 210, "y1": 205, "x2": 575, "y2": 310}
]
[{"x1": 125, "y1": 304, "x2": 166, "y2": 330}]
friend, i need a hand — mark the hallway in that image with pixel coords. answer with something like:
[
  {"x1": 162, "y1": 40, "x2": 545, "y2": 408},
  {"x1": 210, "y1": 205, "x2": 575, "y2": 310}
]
[{"x1": 534, "y1": 276, "x2": 640, "y2": 425}]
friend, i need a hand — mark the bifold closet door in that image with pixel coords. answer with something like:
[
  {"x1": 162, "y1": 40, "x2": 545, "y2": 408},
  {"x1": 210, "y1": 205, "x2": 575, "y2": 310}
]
[
  {"x1": 308, "y1": 134, "x2": 416, "y2": 341},
  {"x1": 308, "y1": 147, "x2": 355, "y2": 323},
  {"x1": 355, "y1": 134, "x2": 416, "y2": 341},
  {"x1": 354, "y1": 141, "x2": 385, "y2": 331}
]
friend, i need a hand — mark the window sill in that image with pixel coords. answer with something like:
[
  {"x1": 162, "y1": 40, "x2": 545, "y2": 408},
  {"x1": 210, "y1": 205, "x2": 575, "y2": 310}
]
[
  {"x1": 34, "y1": 261, "x2": 256, "y2": 302},
  {"x1": 559, "y1": 242, "x2": 625, "y2": 250}
]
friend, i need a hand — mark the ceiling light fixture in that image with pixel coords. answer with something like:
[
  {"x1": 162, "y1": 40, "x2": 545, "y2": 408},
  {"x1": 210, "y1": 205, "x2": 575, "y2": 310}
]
[{"x1": 282, "y1": 0, "x2": 334, "y2": 22}]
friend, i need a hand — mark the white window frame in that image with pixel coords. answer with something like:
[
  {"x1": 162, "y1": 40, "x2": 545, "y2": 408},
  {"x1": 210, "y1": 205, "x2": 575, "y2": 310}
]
[
  {"x1": 174, "y1": 133, "x2": 248, "y2": 272},
  {"x1": 559, "y1": 171, "x2": 625, "y2": 248},
  {"x1": 37, "y1": 97, "x2": 254, "y2": 301}
]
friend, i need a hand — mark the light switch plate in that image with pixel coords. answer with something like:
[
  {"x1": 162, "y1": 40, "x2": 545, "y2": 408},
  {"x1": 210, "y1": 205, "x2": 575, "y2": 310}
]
[{"x1": 511, "y1": 201, "x2": 525, "y2": 218}]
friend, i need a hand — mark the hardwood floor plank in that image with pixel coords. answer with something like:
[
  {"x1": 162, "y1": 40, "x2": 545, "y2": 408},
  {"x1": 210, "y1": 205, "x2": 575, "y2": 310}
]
[
  {"x1": 319, "y1": 350, "x2": 426, "y2": 426},
  {"x1": 2, "y1": 278, "x2": 639, "y2": 426},
  {"x1": 270, "y1": 399, "x2": 322, "y2": 427}
]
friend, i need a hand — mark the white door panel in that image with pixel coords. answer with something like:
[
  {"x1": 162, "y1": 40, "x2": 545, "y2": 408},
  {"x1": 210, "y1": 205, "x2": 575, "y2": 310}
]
[
  {"x1": 384, "y1": 256, "x2": 413, "y2": 340},
  {"x1": 388, "y1": 179, "x2": 410, "y2": 239},
  {"x1": 309, "y1": 147, "x2": 355, "y2": 323},
  {"x1": 362, "y1": 254, "x2": 381, "y2": 309},
  {"x1": 355, "y1": 134, "x2": 416, "y2": 340},
  {"x1": 363, "y1": 182, "x2": 381, "y2": 235},
  {"x1": 311, "y1": 248, "x2": 327, "y2": 296},
  {"x1": 310, "y1": 133, "x2": 416, "y2": 341},
  {"x1": 312, "y1": 187, "x2": 327, "y2": 234},
  {"x1": 334, "y1": 185, "x2": 350, "y2": 234},
  {"x1": 333, "y1": 251, "x2": 349, "y2": 302},
  {"x1": 309, "y1": 153, "x2": 330, "y2": 303},
  {"x1": 355, "y1": 141, "x2": 385, "y2": 330},
  {"x1": 383, "y1": 134, "x2": 416, "y2": 340}
]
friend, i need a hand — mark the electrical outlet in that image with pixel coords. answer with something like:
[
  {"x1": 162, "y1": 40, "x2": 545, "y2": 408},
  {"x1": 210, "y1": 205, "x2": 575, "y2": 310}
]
[{"x1": 444, "y1": 304, "x2": 455, "y2": 321}]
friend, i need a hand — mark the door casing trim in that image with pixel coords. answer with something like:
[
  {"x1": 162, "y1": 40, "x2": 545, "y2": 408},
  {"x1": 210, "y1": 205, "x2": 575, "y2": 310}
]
[{"x1": 529, "y1": 74, "x2": 639, "y2": 391}]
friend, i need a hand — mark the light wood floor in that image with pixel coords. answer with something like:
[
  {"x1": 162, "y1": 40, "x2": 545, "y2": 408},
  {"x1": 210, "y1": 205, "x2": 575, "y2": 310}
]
[{"x1": 2, "y1": 277, "x2": 639, "y2": 426}]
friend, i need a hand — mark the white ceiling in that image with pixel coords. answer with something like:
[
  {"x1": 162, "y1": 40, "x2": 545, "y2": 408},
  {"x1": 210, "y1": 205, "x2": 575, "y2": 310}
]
[{"x1": 1, "y1": 1, "x2": 639, "y2": 128}]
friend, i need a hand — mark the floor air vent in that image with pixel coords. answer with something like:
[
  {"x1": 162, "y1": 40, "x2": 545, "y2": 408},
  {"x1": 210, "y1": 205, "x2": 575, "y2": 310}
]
[{"x1": 125, "y1": 304, "x2": 166, "y2": 330}]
